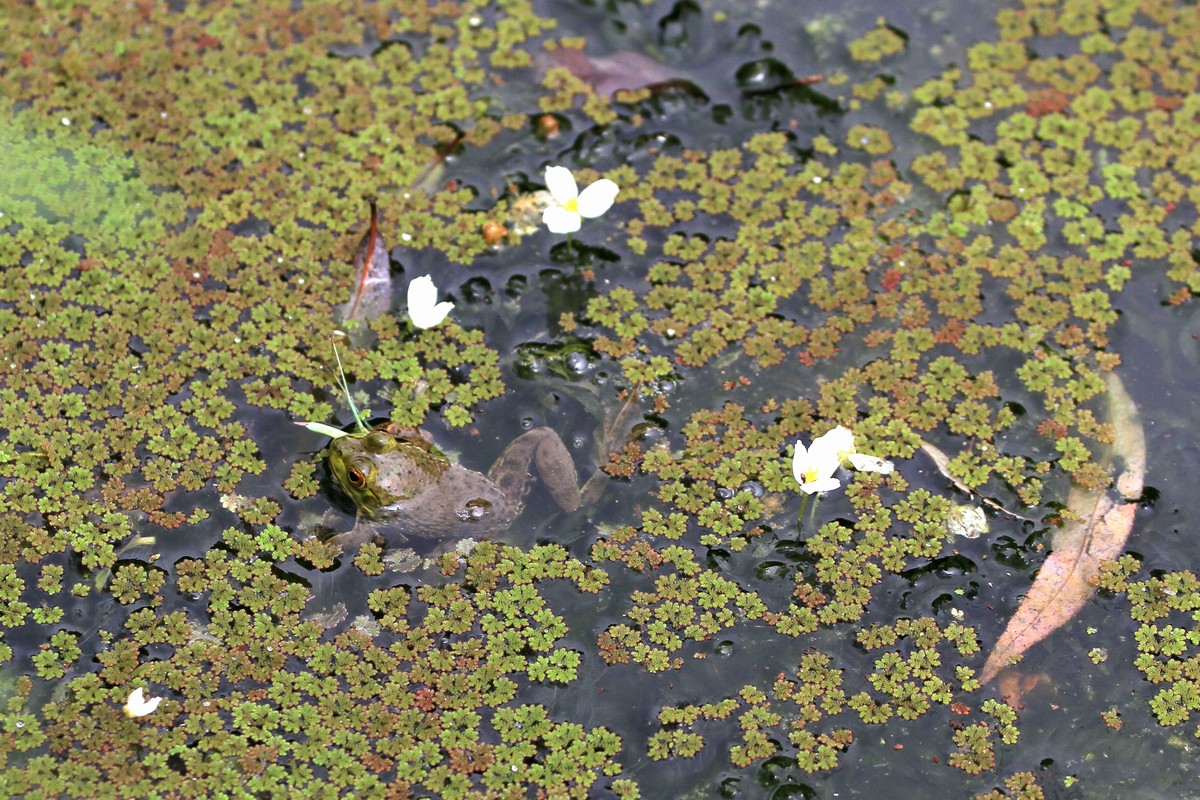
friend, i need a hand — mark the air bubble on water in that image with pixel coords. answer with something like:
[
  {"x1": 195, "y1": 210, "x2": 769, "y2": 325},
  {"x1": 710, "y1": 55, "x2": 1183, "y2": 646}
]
[
  {"x1": 739, "y1": 481, "x2": 764, "y2": 498},
  {"x1": 565, "y1": 352, "x2": 589, "y2": 375}
]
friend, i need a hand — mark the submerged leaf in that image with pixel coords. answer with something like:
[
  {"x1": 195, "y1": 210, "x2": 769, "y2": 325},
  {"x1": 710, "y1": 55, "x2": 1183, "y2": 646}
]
[
  {"x1": 1106, "y1": 370, "x2": 1145, "y2": 501},
  {"x1": 979, "y1": 372, "x2": 1144, "y2": 685},
  {"x1": 540, "y1": 49, "x2": 684, "y2": 97},
  {"x1": 407, "y1": 132, "x2": 463, "y2": 195},
  {"x1": 979, "y1": 492, "x2": 1135, "y2": 685},
  {"x1": 338, "y1": 199, "x2": 392, "y2": 323},
  {"x1": 920, "y1": 440, "x2": 1036, "y2": 522}
]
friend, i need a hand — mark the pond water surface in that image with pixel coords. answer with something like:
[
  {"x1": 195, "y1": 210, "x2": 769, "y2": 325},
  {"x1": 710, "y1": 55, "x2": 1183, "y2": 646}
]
[{"x1": 3, "y1": 1, "x2": 1200, "y2": 798}]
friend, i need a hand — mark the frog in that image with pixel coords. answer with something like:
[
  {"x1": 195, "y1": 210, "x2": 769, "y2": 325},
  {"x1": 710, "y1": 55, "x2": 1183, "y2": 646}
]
[{"x1": 326, "y1": 421, "x2": 588, "y2": 547}]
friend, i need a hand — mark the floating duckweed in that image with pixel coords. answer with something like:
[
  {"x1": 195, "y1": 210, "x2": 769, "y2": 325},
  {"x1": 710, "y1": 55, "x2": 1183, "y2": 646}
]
[
  {"x1": 847, "y1": 19, "x2": 908, "y2": 63},
  {"x1": 3, "y1": 0, "x2": 1200, "y2": 794}
]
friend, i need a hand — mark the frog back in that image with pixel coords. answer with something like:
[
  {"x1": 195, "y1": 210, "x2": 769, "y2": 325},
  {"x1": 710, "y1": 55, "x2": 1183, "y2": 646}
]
[{"x1": 379, "y1": 463, "x2": 519, "y2": 539}]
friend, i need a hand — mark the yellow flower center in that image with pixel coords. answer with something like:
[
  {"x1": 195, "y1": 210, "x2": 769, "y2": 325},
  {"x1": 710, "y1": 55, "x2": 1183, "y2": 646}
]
[
  {"x1": 564, "y1": 198, "x2": 579, "y2": 213},
  {"x1": 802, "y1": 466, "x2": 820, "y2": 483}
]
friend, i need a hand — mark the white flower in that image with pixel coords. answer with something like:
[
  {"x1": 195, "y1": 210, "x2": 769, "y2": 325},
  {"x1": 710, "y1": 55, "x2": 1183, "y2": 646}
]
[
  {"x1": 791, "y1": 426, "x2": 895, "y2": 495},
  {"x1": 792, "y1": 432, "x2": 843, "y2": 495},
  {"x1": 124, "y1": 687, "x2": 163, "y2": 718},
  {"x1": 406, "y1": 274, "x2": 454, "y2": 329},
  {"x1": 825, "y1": 424, "x2": 895, "y2": 475},
  {"x1": 542, "y1": 165, "x2": 619, "y2": 234}
]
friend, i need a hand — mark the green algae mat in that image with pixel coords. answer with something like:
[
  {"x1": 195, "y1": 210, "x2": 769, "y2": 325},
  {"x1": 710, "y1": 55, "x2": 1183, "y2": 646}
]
[{"x1": 3, "y1": 0, "x2": 1200, "y2": 797}]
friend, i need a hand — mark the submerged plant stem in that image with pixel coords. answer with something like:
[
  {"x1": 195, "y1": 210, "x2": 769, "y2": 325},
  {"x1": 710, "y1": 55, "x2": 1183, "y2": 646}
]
[{"x1": 798, "y1": 493, "x2": 814, "y2": 532}]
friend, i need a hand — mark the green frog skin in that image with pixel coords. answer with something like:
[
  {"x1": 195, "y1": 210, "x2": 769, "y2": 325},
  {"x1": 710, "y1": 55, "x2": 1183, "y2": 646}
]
[{"x1": 328, "y1": 423, "x2": 582, "y2": 539}]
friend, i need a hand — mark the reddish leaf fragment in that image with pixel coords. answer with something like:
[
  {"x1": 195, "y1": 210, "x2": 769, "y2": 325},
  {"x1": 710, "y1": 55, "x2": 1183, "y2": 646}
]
[
  {"x1": 995, "y1": 668, "x2": 1050, "y2": 709},
  {"x1": 1024, "y1": 87, "x2": 1070, "y2": 117},
  {"x1": 339, "y1": 199, "x2": 392, "y2": 323}
]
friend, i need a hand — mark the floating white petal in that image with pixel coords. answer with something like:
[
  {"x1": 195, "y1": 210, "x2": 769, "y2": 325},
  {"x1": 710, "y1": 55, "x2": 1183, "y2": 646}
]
[
  {"x1": 848, "y1": 453, "x2": 894, "y2": 474},
  {"x1": 541, "y1": 165, "x2": 619, "y2": 234},
  {"x1": 124, "y1": 687, "x2": 163, "y2": 718},
  {"x1": 407, "y1": 274, "x2": 454, "y2": 329}
]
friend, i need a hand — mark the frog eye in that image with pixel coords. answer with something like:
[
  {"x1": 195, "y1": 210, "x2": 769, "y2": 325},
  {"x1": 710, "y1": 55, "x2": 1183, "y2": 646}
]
[
  {"x1": 364, "y1": 431, "x2": 393, "y2": 453},
  {"x1": 346, "y1": 461, "x2": 370, "y2": 488},
  {"x1": 458, "y1": 498, "x2": 493, "y2": 522}
]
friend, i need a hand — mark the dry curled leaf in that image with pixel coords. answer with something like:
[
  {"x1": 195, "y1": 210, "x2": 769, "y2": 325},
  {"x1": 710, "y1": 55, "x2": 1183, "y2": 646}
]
[{"x1": 978, "y1": 372, "x2": 1143, "y2": 685}]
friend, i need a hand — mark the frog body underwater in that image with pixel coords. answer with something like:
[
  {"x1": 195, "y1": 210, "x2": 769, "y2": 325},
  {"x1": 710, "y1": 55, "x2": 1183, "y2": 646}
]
[{"x1": 328, "y1": 422, "x2": 583, "y2": 540}]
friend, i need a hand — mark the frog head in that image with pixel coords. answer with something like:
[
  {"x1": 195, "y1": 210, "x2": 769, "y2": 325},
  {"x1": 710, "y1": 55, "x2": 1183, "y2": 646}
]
[{"x1": 328, "y1": 428, "x2": 450, "y2": 515}]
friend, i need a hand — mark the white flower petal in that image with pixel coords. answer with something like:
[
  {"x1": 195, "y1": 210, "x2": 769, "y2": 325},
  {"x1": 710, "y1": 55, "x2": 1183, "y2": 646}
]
[
  {"x1": 792, "y1": 436, "x2": 841, "y2": 492},
  {"x1": 800, "y1": 477, "x2": 841, "y2": 495},
  {"x1": 408, "y1": 274, "x2": 436, "y2": 306},
  {"x1": 814, "y1": 425, "x2": 856, "y2": 462},
  {"x1": 805, "y1": 435, "x2": 845, "y2": 475},
  {"x1": 848, "y1": 453, "x2": 894, "y2": 474},
  {"x1": 124, "y1": 687, "x2": 163, "y2": 718},
  {"x1": 577, "y1": 178, "x2": 619, "y2": 218},
  {"x1": 543, "y1": 205, "x2": 581, "y2": 234},
  {"x1": 411, "y1": 301, "x2": 454, "y2": 329},
  {"x1": 791, "y1": 442, "x2": 810, "y2": 482},
  {"x1": 544, "y1": 165, "x2": 578, "y2": 204},
  {"x1": 407, "y1": 275, "x2": 454, "y2": 329}
]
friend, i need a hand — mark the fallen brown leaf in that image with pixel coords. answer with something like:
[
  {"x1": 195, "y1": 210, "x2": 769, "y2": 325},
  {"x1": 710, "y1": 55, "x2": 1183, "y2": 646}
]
[
  {"x1": 979, "y1": 492, "x2": 1135, "y2": 683},
  {"x1": 978, "y1": 372, "x2": 1143, "y2": 685}
]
